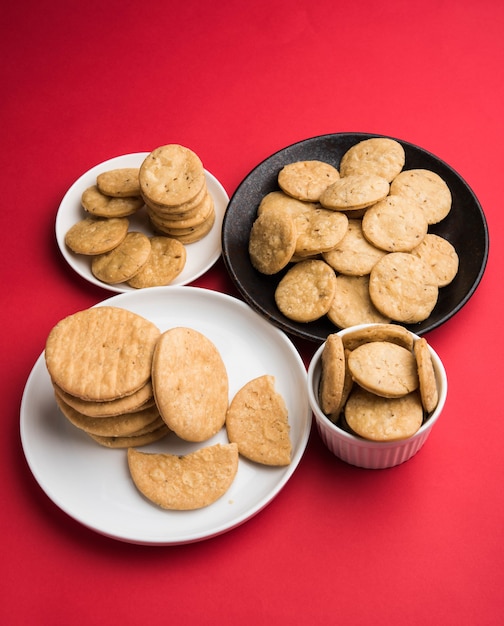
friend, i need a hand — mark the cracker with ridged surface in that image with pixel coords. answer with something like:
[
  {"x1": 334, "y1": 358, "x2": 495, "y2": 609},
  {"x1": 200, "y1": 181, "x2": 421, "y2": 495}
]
[
  {"x1": 127, "y1": 443, "x2": 239, "y2": 510},
  {"x1": 45, "y1": 306, "x2": 160, "y2": 402},
  {"x1": 226, "y1": 375, "x2": 291, "y2": 466},
  {"x1": 152, "y1": 327, "x2": 229, "y2": 442}
]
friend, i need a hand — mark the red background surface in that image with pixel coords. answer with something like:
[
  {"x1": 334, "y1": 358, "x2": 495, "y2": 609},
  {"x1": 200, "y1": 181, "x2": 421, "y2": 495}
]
[{"x1": 2, "y1": 1, "x2": 503, "y2": 624}]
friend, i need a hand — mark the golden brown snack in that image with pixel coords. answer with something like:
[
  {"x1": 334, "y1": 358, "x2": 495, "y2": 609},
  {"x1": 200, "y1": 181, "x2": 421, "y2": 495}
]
[
  {"x1": 275, "y1": 259, "x2": 337, "y2": 322},
  {"x1": 249, "y1": 209, "x2": 297, "y2": 274},
  {"x1": 322, "y1": 219, "x2": 387, "y2": 276},
  {"x1": 96, "y1": 168, "x2": 141, "y2": 197},
  {"x1": 55, "y1": 394, "x2": 161, "y2": 437},
  {"x1": 320, "y1": 173, "x2": 390, "y2": 211},
  {"x1": 389, "y1": 168, "x2": 452, "y2": 224},
  {"x1": 127, "y1": 443, "x2": 239, "y2": 510},
  {"x1": 344, "y1": 388, "x2": 423, "y2": 441},
  {"x1": 361, "y1": 195, "x2": 428, "y2": 252},
  {"x1": 89, "y1": 424, "x2": 170, "y2": 448},
  {"x1": 226, "y1": 375, "x2": 291, "y2": 466},
  {"x1": 139, "y1": 144, "x2": 206, "y2": 207},
  {"x1": 64, "y1": 216, "x2": 129, "y2": 255},
  {"x1": 410, "y1": 233, "x2": 459, "y2": 287},
  {"x1": 319, "y1": 334, "x2": 346, "y2": 415},
  {"x1": 52, "y1": 381, "x2": 154, "y2": 418},
  {"x1": 339, "y1": 137, "x2": 405, "y2": 182},
  {"x1": 81, "y1": 185, "x2": 143, "y2": 217},
  {"x1": 91, "y1": 231, "x2": 151, "y2": 284},
  {"x1": 152, "y1": 327, "x2": 229, "y2": 442},
  {"x1": 347, "y1": 341, "x2": 419, "y2": 398},
  {"x1": 327, "y1": 275, "x2": 391, "y2": 328},
  {"x1": 369, "y1": 252, "x2": 439, "y2": 323},
  {"x1": 341, "y1": 323, "x2": 414, "y2": 352},
  {"x1": 128, "y1": 236, "x2": 186, "y2": 288},
  {"x1": 278, "y1": 160, "x2": 340, "y2": 202},
  {"x1": 45, "y1": 306, "x2": 160, "y2": 401},
  {"x1": 414, "y1": 337, "x2": 439, "y2": 413}
]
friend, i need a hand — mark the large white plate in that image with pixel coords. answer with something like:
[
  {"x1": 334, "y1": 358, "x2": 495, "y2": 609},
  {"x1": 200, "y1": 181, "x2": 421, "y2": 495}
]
[
  {"x1": 55, "y1": 153, "x2": 229, "y2": 292},
  {"x1": 20, "y1": 287, "x2": 311, "y2": 545}
]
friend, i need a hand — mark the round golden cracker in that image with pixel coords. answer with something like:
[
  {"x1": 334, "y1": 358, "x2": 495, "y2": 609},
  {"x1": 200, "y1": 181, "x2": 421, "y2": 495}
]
[
  {"x1": 152, "y1": 327, "x2": 229, "y2": 442},
  {"x1": 361, "y1": 195, "x2": 428, "y2": 252},
  {"x1": 341, "y1": 323, "x2": 414, "y2": 352},
  {"x1": 339, "y1": 137, "x2": 405, "y2": 182},
  {"x1": 89, "y1": 424, "x2": 170, "y2": 448},
  {"x1": 389, "y1": 168, "x2": 452, "y2": 224},
  {"x1": 225, "y1": 375, "x2": 291, "y2": 466},
  {"x1": 369, "y1": 252, "x2": 439, "y2": 323},
  {"x1": 345, "y1": 388, "x2": 423, "y2": 442},
  {"x1": 294, "y1": 207, "x2": 348, "y2": 256},
  {"x1": 127, "y1": 236, "x2": 186, "y2": 288},
  {"x1": 410, "y1": 233, "x2": 459, "y2": 287},
  {"x1": 319, "y1": 174, "x2": 390, "y2": 211},
  {"x1": 347, "y1": 341, "x2": 419, "y2": 398},
  {"x1": 96, "y1": 168, "x2": 141, "y2": 198},
  {"x1": 278, "y1": 160, "x2": 340, "y2": 202},
  {"x1": 127, "y1": 443, "x2": 239, "y2": 510},
  {"x1": 327, "y1": 275, "x2": 391, "y2": 329},
  {"x1": 52, "y1": 380, "x2": 154, "y2": 418},
  {"x1": 319, "y1": 334, "x2": 346, "y2": 415},
  {"x1": 81, "y1": 185, "x2": 144, "y2": 217},
  {"x1": 55, "y1": 394, "x2": 161, "y2": 437},
  {"x1": 414, "y1": 337, "x2": 439, "y2": 413},
  {"x1": 64, "y1": 216, "x2": 129, "y2": 255},
  {"x1": 322, "y1": 219, "x2": 387, "y2": 276},
  {"x1": 139, "y1": 144, "x2": 206, "y2": 207},
  {"x1": 91, "y1": 231, "x2": 151, "y2": 284},
  {"x1": 45, "y1": 306, "x2": 161, "y2": 402},
  {"x1": 275, "y1": 259, "x2": 337, "y2": 322},
  {"x1": 249, "y1": 209, "x2": 297, "y2": 274}
]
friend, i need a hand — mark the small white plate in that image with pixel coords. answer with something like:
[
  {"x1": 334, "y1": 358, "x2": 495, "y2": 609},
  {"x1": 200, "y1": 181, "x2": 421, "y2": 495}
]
[
  {"x1": 55, "y1": 153, "x2": 229, "y2": 292},
  {"x1": 20, "y1": 287, "x2": 311, "y2": 545}
]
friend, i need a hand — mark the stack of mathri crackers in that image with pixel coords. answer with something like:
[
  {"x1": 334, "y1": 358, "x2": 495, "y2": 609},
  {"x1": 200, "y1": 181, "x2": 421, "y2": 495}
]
[
  {"x1": 64, "y1": 144, "x2": 215, "y2": 288},
  {"x1": 248, "y1": 137, "x2": 459, "y2": 328},
  {"x1": 318, "y1": 324, "x2": 439, "y2": 441},
  {"x1": 45, "y1": 306, "x2": 292, "y2": 510}
]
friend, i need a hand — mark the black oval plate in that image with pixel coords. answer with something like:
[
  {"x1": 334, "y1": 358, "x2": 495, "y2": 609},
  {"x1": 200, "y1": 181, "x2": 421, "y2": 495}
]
[{"x1": 222, "y1": 133, "x2": 489, "y2": 342}]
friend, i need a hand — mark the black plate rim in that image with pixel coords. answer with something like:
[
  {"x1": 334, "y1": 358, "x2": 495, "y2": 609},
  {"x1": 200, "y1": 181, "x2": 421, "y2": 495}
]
[{"x1": 222, "y1": 132, "x2": 490, "y2": 343}]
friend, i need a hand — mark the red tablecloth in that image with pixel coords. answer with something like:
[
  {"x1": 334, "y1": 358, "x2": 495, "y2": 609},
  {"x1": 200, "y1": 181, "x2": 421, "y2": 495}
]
[{"x1": 2, "y1": 1, "x2": 503, "y2": 624}]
